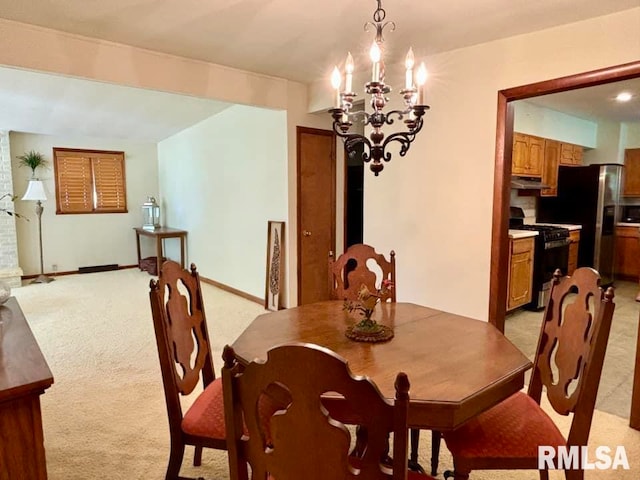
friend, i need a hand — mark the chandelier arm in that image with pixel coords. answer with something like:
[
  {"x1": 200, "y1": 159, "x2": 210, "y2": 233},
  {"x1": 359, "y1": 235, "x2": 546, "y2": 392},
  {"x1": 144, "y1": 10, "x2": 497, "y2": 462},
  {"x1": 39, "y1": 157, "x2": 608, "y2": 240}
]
[
  {"x1": 381, "y1": 117, "x2": 425, "y2": 158},
  {"x1": 383, "y1": 109, "x2": 411, "y2": 126}
]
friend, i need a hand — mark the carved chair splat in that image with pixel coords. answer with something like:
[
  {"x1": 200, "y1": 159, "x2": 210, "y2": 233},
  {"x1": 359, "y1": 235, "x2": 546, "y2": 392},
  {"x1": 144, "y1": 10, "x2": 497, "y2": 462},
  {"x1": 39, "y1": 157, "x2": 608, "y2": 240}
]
[{"x1": 442, "y1": 268, "x2": 616, "y2": 480}]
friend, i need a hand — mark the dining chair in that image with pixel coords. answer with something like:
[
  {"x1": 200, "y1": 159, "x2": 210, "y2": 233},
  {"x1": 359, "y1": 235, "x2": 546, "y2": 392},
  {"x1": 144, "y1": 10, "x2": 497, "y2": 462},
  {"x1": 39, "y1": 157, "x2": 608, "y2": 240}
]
[
  {"x1": 222, "y1": 342, "x2": 435, "y2": 480},
  {"x1": 442, "y1": 267, "x2": 616, "y2": 480},
  {"x1": 329, "y1": 244, "x2": 433, "y2": 474},
  {"x1": 328, "y1": 243, "x2": 396, "y2": 302},
  {"x1": 149, "y1": 260, "x2": 279, "y2": 480}
]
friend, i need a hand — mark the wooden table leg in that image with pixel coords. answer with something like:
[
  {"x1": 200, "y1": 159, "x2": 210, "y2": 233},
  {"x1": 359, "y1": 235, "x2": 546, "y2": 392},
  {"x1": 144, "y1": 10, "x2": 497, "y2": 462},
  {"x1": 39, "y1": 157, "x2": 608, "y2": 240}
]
[
  {"x1": 156, "y1": 236, "x2": 163, "y2": 276},
  {"x1": 135, "y1": 232, "x2": 142, "y2": 270}
]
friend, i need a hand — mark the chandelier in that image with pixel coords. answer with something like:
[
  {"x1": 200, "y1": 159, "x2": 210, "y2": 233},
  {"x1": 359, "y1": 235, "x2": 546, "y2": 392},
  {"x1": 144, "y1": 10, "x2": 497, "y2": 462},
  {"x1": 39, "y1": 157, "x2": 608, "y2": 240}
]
[{"x1": 329, "y1": 0, "x2": 429, "y2": 176}]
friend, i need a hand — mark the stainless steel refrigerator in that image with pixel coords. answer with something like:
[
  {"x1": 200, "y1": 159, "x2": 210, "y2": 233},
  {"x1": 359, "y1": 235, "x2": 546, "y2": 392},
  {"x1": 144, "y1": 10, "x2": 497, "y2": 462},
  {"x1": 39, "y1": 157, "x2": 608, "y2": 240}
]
[{"x1": 537, "y1": 164, "x2": 622, "y2": 285}]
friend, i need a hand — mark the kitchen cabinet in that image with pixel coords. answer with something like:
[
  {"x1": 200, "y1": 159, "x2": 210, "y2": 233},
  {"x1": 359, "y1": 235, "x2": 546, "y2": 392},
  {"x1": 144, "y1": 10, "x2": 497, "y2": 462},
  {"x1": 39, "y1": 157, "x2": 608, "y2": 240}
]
[
  {"x1": 512, "y1": 133, "x2": 544, "y2": 177},
  {"x1": 560, "y1": 143, "x2": 583, "y2": 166},
  {"x1": 541, "y1": 139, "x2": 561, "y2": 197},
  {"x1": 623, "y1": 149, "x2": 640, "y2": 197},
  {"x1": 507, "y1": 237, "x2": 534, "y2": 311},
  {"x1": 568, "y1": 230, "x2": 580, "y2": 275},
  {"x1": 616, "y1": 225, "x2": 640, "y2": 280}
]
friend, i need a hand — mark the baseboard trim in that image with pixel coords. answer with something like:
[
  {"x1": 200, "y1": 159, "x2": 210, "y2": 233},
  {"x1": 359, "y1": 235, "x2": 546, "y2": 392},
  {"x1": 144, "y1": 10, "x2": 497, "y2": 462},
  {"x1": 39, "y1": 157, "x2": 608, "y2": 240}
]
[
  {"x1": 22, "y1": 264, "x2": 138, "y2": 280},
  {"x1": 199, "y1": 276, "x2": 263, "y2": 305}
]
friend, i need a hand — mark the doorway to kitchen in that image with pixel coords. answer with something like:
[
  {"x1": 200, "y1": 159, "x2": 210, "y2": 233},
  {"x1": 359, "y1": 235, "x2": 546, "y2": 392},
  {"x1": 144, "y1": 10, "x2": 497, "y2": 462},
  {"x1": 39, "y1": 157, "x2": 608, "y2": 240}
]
[{"x1": 488, "y1": 60, "x2": 640, "y2": 429}]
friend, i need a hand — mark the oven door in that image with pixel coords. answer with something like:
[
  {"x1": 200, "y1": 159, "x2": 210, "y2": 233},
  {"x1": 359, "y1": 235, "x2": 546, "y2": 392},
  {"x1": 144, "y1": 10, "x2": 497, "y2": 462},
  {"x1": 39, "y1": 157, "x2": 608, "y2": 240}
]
[{"x1": 536, "y1": 239, "x2": 570, "y2": 309}]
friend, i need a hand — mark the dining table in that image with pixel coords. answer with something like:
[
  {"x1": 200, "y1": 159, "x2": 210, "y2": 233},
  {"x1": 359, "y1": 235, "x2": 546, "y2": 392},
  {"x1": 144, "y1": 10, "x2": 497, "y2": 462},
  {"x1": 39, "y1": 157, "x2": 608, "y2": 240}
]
[{"x1": 231, "y1": 300, "x2": 532, "y2": 432}]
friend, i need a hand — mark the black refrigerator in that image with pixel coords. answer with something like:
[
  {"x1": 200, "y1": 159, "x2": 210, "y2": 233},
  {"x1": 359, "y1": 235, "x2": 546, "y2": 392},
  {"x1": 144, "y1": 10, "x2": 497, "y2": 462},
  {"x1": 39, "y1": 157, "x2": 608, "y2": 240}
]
[{"x1": 537, "y1": 164, "x2": 622, "y2": 286}]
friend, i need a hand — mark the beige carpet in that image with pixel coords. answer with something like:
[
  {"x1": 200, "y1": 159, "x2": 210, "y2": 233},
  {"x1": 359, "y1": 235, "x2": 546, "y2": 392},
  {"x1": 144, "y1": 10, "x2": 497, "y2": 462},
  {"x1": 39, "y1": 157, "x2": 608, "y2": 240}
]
[{"x1": 9, "y1": 269, "x2": 640, "y2": 479}]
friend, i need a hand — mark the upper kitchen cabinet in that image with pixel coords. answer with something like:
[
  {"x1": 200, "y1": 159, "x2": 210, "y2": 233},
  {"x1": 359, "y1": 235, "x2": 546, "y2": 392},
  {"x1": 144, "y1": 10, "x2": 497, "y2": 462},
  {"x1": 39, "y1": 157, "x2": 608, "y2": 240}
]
[
  {"x1": 623, "y1": 148, "x2": 640, "y2": 197},
  {"x1": 559, "y1": 143, "x2": 583, "y2": 166},
  {"x1": 541, "y1": 139, "x2": 560, "y2": 197},
  {"x1": 512, "y1": 133, "x2": 544, "y2": 177}
]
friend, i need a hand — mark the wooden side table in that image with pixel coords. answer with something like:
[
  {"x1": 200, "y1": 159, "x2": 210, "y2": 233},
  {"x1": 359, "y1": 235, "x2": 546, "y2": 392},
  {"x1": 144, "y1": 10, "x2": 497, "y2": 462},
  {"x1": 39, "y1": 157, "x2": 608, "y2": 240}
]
[{"x1": 134, "y1": 227, "x2": 187, "y2": 274}]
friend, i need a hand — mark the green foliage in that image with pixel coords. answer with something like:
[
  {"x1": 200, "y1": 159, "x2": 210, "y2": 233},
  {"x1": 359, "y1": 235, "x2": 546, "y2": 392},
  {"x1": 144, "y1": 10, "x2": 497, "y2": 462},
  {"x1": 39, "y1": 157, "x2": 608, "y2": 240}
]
[
  {"x1": 17, "y1": 150, "x2": 47, "y2": 175},
  {"x1": 0, "y1": 193, "x2": 27, "y2": 220}
]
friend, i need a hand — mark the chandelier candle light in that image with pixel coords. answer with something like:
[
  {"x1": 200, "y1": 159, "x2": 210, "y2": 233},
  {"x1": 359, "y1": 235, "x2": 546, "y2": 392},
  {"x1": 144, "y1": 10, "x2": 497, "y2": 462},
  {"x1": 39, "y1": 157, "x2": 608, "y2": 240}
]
[{"x1": 329, "y1": 0, "x2": 429, "y2": 175}]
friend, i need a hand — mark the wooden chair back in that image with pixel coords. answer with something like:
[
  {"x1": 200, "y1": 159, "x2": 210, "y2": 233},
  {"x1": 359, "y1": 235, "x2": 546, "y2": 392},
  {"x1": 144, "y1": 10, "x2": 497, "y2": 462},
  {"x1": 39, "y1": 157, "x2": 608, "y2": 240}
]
[
  {"x1": 149, "y1": 260, "x2": 216, "y2": 439},
  {"x1": 329, "y1": 244, "x2": 396, "y2": 302},
  {"x1": 222, "y1": 343, "x2": 410, "y2": 480},
  {"x1": 528, "y1": 267, "x2": 615, "y2": 447}
]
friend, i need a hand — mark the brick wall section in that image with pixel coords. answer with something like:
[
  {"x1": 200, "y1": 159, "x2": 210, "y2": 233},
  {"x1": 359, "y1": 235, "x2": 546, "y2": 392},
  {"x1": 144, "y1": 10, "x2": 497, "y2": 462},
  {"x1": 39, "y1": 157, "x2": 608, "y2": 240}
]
[{"x1": 0, "y1": 131, "x2": 23, "y2": 288}]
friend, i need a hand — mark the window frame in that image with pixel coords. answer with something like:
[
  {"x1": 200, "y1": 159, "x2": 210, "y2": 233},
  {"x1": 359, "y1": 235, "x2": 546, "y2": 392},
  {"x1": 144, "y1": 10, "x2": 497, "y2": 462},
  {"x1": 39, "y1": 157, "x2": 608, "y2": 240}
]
[{"x1": 53, "y1": 148, "x2": 128, "y2": 215}]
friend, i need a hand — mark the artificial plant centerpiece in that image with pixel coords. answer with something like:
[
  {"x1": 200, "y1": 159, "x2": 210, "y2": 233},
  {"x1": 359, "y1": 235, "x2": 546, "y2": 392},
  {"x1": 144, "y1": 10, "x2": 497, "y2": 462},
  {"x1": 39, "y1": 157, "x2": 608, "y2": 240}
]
[
  {"x1": 17, "y1": 150, "x2": 47, "y2": 178},
  {"x1": 344, "y1": 279, "x2": 394, "y2": 343}
]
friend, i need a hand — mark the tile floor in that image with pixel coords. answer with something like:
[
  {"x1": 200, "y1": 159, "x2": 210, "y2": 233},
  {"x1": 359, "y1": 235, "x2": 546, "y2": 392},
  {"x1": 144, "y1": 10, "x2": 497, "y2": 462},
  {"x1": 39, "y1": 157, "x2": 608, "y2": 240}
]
[{"x1": 505, "y1": 279, "x2": 639, "y2": 420}]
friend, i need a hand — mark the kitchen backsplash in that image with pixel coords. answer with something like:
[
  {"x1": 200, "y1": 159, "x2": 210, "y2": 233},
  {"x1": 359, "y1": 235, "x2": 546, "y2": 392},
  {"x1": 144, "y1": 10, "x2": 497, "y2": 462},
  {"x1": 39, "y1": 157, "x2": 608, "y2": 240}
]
[{"x1": 510, "y1": 190, "x2": 536, "y2": 223}]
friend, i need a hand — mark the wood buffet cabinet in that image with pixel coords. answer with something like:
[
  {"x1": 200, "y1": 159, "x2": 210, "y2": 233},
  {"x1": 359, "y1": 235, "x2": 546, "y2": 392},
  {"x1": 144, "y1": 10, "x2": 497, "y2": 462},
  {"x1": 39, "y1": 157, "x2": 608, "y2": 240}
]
[
  {"x1": 0, "y1": 298, "x2": 54, "y2": 480},
  {"x1": 507, "y1": 237, "x2": 535, "y2": 311}
]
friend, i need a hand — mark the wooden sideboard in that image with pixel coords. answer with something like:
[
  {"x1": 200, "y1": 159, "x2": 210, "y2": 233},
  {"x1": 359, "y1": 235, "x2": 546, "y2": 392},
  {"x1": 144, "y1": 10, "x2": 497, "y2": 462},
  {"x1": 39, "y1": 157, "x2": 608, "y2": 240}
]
[{"x1": 0, "y1": 297, "x2": 54, "y2": 479}]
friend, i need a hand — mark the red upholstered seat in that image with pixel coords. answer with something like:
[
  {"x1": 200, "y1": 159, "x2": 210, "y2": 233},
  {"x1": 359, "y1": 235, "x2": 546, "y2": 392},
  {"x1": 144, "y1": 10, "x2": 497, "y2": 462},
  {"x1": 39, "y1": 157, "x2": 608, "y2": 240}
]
[
  {"x1": 444, "y1": 392, "x2": 566, "y2": 461},
  {"x1": 182, "y1": 377, "x2": 281, "y2": 443},
  {"x1": 182, "y1": 378, "x2": 226, "y2": 439}
]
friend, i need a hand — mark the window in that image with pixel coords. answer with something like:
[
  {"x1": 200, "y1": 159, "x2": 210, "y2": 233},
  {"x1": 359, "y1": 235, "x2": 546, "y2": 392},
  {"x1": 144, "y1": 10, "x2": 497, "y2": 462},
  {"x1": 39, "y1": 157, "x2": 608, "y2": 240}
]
[{"x1": 53, "y1": 148, "x2": 127, "y2": 214}]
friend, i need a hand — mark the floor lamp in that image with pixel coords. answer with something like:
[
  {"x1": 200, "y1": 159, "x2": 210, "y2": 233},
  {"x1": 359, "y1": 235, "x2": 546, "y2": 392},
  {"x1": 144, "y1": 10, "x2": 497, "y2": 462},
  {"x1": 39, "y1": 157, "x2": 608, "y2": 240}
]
[{"x1": 22, "y1": 180, "x2": 54, "y2": 284}]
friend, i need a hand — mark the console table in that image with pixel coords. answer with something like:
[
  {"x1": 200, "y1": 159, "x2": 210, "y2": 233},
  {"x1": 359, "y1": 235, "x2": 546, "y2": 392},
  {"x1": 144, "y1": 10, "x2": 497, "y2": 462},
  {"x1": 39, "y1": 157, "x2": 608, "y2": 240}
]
[
  {"x1": 0, "y1": 297, "x2": 54, "y2": 479},
  {"x1": 134, "y1": 227, "x2": 187, "y2": 274}
]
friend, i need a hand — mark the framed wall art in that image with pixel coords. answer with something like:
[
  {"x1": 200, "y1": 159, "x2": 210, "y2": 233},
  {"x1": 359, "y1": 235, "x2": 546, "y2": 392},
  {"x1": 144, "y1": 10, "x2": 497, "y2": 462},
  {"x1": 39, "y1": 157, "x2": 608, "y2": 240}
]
[{"x1": 265, "y1": 221, "x2": 285, "y2": 311}]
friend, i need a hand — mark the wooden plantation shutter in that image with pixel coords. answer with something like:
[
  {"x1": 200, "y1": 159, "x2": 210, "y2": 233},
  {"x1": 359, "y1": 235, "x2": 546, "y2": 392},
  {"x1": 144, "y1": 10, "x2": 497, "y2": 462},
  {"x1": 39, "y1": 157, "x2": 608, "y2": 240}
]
[
  {"x1": 54, "y1": 152, "x2": 93, "y2": 213},
  {"x1": 92, "y1": 153, "x2": 126, "y2": 212},
  {"x1": 53, "y1": 148, "x2": 127, "y2": 214}
]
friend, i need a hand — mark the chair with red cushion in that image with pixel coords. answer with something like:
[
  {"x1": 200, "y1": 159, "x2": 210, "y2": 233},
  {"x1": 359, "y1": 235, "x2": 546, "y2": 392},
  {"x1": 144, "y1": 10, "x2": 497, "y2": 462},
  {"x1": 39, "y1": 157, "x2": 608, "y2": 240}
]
[
  {"x1": 149, "y1": 260, "x2": 280, "y2": 480},
  {"x1": 329, "y1": 243, "x2": 396, "y2": 302},
  {"x1": 442, "y1": 267, "x2": 616, "y2": 480},
  {"x1": 149, "y1": 260, "x2": 226, "y2": 479},
  {"x1": 222, "y1": 342, "x2": 435, "y2": 480},
  {"x1": 329, "y1": 244, "x2": 435, "y2": 474}
]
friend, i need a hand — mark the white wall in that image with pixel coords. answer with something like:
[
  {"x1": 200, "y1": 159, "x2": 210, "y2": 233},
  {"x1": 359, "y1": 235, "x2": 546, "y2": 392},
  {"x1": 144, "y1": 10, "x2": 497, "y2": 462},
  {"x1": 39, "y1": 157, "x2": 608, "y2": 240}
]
[
  {"x1": 513, "y1": 101, "x2": 597, "y2": 147},
  {"x1": 625, "y1": 123, "x2": 640, "y2": 148},
  {"x1": 310, "y1": 7, "x2": 640, "y2": 320},
  {"x1": 10, "y1": 132, "x2": 158, "y2": 275},
  {"x1": 158, "y1": 105, "x2": 288, "y2": 300},
  {"x1": 583, "y1": 120, "x2": 624, "y2": 165}
]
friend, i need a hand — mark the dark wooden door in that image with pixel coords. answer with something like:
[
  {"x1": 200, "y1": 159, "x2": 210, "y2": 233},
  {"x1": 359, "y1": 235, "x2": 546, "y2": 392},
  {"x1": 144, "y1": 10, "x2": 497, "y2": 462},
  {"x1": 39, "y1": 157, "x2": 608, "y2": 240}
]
[{"x1": 297, "y1": 127, "x2": 336, "y2": 305}]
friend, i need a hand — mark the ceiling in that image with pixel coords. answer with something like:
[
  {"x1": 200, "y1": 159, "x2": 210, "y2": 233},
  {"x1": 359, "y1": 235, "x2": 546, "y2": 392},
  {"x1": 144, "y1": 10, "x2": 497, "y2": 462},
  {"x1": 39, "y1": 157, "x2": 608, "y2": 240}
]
[
  {"x1": 0, "y1": 0, "x2": 638, "y2": 141},
  {"x1": 525, "y1": 78, "x2": 640, "y2": 124},
  {"x1": 0, "y1": 66, "x2": 232, "y2": 142}
]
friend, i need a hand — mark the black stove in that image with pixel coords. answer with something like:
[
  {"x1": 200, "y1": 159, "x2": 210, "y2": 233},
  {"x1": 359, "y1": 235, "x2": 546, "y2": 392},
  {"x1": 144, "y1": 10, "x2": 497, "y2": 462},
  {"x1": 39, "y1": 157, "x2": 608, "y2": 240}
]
[
  {"x1": 509, "y1": 208, "x2": 570, "y2": 309},
  {"x1": 512, "y1": 224, "x2": 570, "y2": 246}
]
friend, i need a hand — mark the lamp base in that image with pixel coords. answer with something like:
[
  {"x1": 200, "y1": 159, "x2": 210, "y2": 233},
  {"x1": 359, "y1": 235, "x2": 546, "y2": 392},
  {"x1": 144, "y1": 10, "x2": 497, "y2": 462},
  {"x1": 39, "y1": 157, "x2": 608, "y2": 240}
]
[{"x1": 31, "y1": 274, "x2": 55, "y2": 284}]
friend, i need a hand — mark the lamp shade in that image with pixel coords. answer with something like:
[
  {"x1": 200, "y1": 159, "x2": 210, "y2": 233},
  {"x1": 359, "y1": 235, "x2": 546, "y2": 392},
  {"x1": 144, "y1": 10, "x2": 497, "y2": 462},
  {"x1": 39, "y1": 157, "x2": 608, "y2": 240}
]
[{"x1": 22, "y1": 180, "x2": 47, "y2": 201}]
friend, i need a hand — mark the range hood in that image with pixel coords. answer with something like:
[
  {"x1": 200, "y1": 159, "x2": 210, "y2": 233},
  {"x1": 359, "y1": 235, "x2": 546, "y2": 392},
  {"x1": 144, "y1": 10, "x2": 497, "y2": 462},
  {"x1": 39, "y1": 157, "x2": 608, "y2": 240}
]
[{"x1": 511, "y1": 176, "x2": 549, "y2": 190}]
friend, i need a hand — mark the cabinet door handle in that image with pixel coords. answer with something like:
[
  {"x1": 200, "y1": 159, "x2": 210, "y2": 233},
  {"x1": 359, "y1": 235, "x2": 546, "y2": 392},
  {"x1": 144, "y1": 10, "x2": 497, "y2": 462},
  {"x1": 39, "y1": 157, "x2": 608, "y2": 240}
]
[{"x1": 302, "y1": 230, "x2": 312, "y2": 237}]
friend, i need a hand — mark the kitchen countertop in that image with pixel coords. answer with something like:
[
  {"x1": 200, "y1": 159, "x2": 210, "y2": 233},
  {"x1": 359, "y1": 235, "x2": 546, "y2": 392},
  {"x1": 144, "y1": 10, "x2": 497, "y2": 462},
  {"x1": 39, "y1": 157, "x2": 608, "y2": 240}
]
[
  {"x1": 508, "y1": 230, "x2": 539, "y2": 239},
  {"x1": 618, "y1": 223, "x2": 640, "y2": 227}
]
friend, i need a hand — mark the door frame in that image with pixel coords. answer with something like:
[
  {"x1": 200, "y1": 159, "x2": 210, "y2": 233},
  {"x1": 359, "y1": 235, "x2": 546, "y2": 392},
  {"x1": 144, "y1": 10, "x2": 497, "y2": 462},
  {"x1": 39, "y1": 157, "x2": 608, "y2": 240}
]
[
  {"x1": 489, "y1": 60, "x2": 640, "y2": 333},
  {"x1": 296, "y1": 126, "x2": 336, "y2": 305}
]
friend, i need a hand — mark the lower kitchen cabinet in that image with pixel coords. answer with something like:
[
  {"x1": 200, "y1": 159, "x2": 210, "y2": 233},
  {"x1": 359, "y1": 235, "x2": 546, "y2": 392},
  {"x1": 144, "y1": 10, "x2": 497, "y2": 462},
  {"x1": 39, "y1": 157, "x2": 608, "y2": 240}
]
[
  {"x1": 616, "y1": 226, "x2": 640, "y2": 280},
  {"x1": 507, "y1": 237, "x2": 535, "y2": 311},
  {"x1": 568, "y1": 230, "x2": 580, "y2": 276}
]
